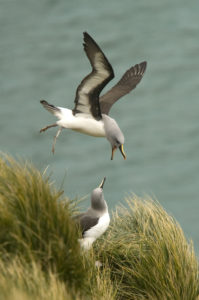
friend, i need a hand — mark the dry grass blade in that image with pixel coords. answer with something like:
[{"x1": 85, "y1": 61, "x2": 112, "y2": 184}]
[{"x1": 96, "y1": 195, "x2": 199, "y2": 300}]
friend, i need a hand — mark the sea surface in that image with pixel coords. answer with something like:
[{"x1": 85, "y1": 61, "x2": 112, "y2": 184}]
[{"x1": 1, "y1": 0, "x2": 199, "y2": 252}]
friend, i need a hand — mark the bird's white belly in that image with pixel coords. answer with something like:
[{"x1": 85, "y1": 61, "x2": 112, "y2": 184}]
[
  {"x1": 84, "y1": 212, "x2": 110, "y2": 240},
  {"x1": 57, "y1": 108, "x2": 105, "y2": 137},
  {"x1": 71, "y1": 118, "x2": 105, "y2": 137},
  {"x1": 79, "y1": 212, "x2": 110, "y2": 250}
]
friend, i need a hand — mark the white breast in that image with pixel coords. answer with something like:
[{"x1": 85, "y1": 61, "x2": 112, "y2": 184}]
[
  {"x1": 84, "y1": 212, "x2": 110, "y2": 240},
  {"x1": 57, "y1": 108, "x2": 106, "y2": 137},
  {"x1": 79, "y1": 212, "x2": 110, "y2": 250}
]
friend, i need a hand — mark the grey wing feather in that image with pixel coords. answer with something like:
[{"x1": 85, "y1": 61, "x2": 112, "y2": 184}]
[
  {"x1": 99, "y1": 61, "x2": 147, "y2": 115},
  {"x1": 74, "y1": 214, "x2": 99, "y2": 236},
  {"x1": 73, "y1": 32, "x2": 114, "y2": 120}
]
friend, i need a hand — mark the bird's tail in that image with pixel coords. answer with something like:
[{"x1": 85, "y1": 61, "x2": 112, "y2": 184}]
[
  {"x1": 78, "y1": 238, "x2": 95, "y2": 251},
  {"x1": 40, "y1": 100, "x2": 61, "y2": 116}
]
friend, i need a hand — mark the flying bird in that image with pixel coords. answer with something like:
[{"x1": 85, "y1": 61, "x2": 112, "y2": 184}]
[
  {"x1": 40, "y1": 32, "x2": 147, "y2": 159},
  {"x1": 74, "y1": 177, "x2": 109, "y2": 250}
]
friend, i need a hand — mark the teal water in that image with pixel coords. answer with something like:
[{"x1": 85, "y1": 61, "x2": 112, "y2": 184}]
[{"x1": 1, "y1": 1, "x2": 199, "y2": 252}]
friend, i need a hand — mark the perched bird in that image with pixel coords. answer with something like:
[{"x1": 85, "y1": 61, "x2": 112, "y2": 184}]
[
  {"x1": 40, "y1": 32, "x2": 147, "y2": 159},
  {"x1": 74, "y1": 177, "x2": 109, "y2": 250}
]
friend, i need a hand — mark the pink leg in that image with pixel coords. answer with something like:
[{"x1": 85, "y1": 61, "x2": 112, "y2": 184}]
[
  {"x1": 52, "y1": 127, "x2": 63, "y2": 154},
  {"x1": 40, "y1": 123, "x2": 57, "y2": 133}
]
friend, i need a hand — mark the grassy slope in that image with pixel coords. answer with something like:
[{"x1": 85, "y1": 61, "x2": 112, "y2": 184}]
[
  {"x1": 0, "y1": 154, "x2": 198, "y2": 299},
  {"x1": 96, "y1": 197, "x2": 199, "y2": 299}
]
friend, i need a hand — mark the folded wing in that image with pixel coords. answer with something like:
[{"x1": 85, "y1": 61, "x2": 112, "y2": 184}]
[{"x1": 75, "y1": 214, "x2": 99, "y2": 236}]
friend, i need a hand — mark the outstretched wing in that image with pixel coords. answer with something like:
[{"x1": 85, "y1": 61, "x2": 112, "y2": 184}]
[
  {"x1": 74, "y1": 214, "x2": 99, "y2": 237},
  {"x1": 99, "y1": 61, "x2": 147, "y2": 115},
  {"x1": 73, "y1": 32, "x2": 114, "y2": 120}
]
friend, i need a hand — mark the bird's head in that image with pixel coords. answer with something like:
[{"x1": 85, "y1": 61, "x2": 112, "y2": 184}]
[
  {"x1": 102, "y1": 115, "x2": 126, "y2": 160},
  {"x1": 110, "y1": 134, "x2": 126, "y2": 160},
  {"x1": 91, "y1": 177, "x2": 107, "y2": 211}
]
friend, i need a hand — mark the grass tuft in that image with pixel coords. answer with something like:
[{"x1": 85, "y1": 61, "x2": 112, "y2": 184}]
[
  {"x1": 0, "y1": 154, "x2": 199, "y2": 299},
  {"x1": 0, "y1": 154, "x2": 88, "y2": 291},
  {"x1": 96, "y1": 195, "x2": 199, "y2": 299},
  {"x1": 0, "y1": 257, "x2": 81, "y2": 300}
]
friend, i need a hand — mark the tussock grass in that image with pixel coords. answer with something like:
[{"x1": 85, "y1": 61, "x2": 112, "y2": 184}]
[
  {"x1": 0, "y1": 155, "x2": 88, "y2": 291},
  {"x1": 96, "y1": 195, "x2": 199, "y2": 299},
  {"x1": 0, "y1": 154, "x2": 116, "y2": 299},
  {"x1": 0, "y1": 257, "x2": 80, "y2": 300},
  {"x1": 0, "y1": 154, "x2": 199, "y2": 299},
  {"x1": 0, "y1": 256, "x2": 116, "y2": 300}
]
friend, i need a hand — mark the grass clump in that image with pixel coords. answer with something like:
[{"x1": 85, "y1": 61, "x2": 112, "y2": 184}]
[
  {"x1": 0, "y1": 154, "x2": 199, "y2": 299},
  {"x1": 0, "y1": 154, "x2": 89, "y2": 293},
  {"x1": 0, "y1": 257, "x2": 80, "y2": 300},
  {"x1": 0, "y1": 255, "x2": 115, "y2": 300},
  {"x1": 96, "y1": 196, "x2": 199, "y2": 299},
  {"x1": 0, "y1": 154, "x2": 115, "y2": 299}
]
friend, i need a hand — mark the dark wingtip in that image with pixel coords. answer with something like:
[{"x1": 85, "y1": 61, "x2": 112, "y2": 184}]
[
  {"x1": 83, "y1": 32, "x2": 96, "y2": 45},
  {"x1": 127, "y1": 61, "x2": 147, "y2": 76},
  {"x1": 140, "y1": 61, "x2": 147, "y2": 71},
  {"x1": 83, "y1": 32, "x2": 91, "y2": 50},
  {"x1": 83, "y1": 32, "x2": 90, "y2": 41}
]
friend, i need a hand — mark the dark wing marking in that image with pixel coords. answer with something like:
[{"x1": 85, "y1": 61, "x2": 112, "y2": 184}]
[
  {"x1": 73, "y1": 32, "x2": 114, "y2": 120},
  {"x1": 74, "y1": 214, "x2": 99, "y2": 236},
  {"x1": 99, "y1": 61, "x2": 147, "y2": 115}
]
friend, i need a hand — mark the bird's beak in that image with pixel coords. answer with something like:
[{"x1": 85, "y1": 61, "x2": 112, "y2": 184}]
[
  {"x1": 99, "y1": 177, "x2": 106, "y2": 189},
  {"x1": 119, "y1": 144, "x2": 126, "y2": 160},
  {"x1": 111, "y1": 146, "x2": 117, "y2": 160}
]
